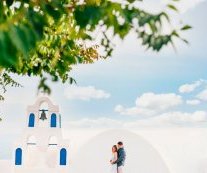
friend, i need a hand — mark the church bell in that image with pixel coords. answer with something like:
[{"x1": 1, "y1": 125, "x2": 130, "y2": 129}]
[{"x1": 39, "y1": 110, "x2": 47, "y2": 120}]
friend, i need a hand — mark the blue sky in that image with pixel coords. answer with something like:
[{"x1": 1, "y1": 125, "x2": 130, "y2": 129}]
[
  {"x1": 0, "y1": 0, "x2": 207, "y2": 159},
  {"x1": 1, "y1": 0, "x2": 207, "y2": 124},
  {"x1": 64, "y1": 0, "x2": 207, "y2": 123}
]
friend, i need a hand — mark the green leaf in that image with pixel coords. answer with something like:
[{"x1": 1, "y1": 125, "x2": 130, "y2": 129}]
[
  {"x1": 69, "y1": 77, "x2": 77, "y2": 84},
  {"x1": 9, "y1": 26, "x2": 28, "y2": 57},
  {"x1": 0, "y1": 32, "x2": 18, "y2": 67},
  {"x1": 142, "y1": 33, "x2": 151, "y2": 45},
  {"x1": 28, "y1": 9, "x2": 47, "y2": 39},
  {"x1": 127, "y1": 0, "x2": 136, "y2": 3},
  {"x1": 139, "y1": 15, "x2": 151, "y2": 26},
  {"x1": 0, "y1": 0, "x2": 192, "y2": 99},
  {"x1": 38, "y1": 77, "x2": 51, "y2": 94},
  {"x1": 160, "y1": 12, "x2": 170, "y2": 23},
  {"x1": 74, "y1": 6, "x2": 102, "y2": 28},
  {"x1": 0, "y1": 2, "x2": 3, "y2": 21},
  {"x1": 6, "y1": 0, "x2": 14, "y2": 7},
  {"x1": 86, "y1": 0, "x2": 101, "y2": 5},
  {"x1": 116, "y1": 24, "x2": 131, "y2": 39},
  {"x1": 167, "y1": 4, "x2": 179, "y2": 12},
  {"x1": 181, "y1": 38, "x2": 189, "y2": 44},
  {"x1": 172, "y1": 31, "x2": 180, "y2": 38},
  {"x1": 154, "y1": 37, "x2": 163, "y2": 51},
  {"x1": 0, "y1": 95, "x2": 4, "y2": 101},
  {"x1": 181, "y1": 25, "x2": 192, "y2": 31},
  {"x1": 45, "y1": 4, "x2": 61, "y2": 21}
]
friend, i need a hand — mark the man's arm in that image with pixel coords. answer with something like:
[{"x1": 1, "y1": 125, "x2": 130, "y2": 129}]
[{"x1": 113, "y1": 150, "x2": 125, "y2": 164}]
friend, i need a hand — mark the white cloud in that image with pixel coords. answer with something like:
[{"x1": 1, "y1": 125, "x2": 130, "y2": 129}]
[
  {"x1": 124, "y1": 111, "x2": 207, "y2": 128},
  {"x1": 196, "y1": 89, "x2": 207, "y2": 101},
  {"x1": 64, "y1": 86, "x2": 110, "y2": 101},
  {"x1": 136, "y1": 93, "x2": 182, "y2": 110},
  {"x1": 63, "y1": 110, "x2": 207, "y2": 129},
  {"x1": 114, "y1": 105, "x2": 124, "y2": 113},
  {"x1": 115, "y1": 105, "x2": 157, "y2": 117},
  {"x1": 186, "y1": 99, "x2": 201, "y2": 105},
  {"x1": 159, "y1": 111, "x2": 207, "y2": 123},
  {"x1": 115, "y1": 92, "x2": 183, "y2": 117},
  {"x1": 179, "y1": 80, "x2": 203, "y2": 93},
  {"x1": 114, "y1": 79, "x2": 207, "y2": 127},
  {"x1": 64, "y1": 118, "x2": 123, "y2": 129}
]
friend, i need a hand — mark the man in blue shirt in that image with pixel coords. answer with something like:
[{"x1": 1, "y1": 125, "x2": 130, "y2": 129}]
[{"x1": 111, "y1": 141, "x2": 126, "y2": 173}]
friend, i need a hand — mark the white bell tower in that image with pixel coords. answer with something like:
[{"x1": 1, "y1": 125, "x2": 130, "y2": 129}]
[{"x1": 13, "y1": 96, "x2": 69, "y2": 173}]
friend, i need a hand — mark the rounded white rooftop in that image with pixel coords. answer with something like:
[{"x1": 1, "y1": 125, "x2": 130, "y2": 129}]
[{"x1": 70, "y1": 129, "x2": 171, "y2": 173}]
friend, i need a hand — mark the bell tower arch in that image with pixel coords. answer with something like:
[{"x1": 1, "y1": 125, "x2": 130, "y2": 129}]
[{"x1": 13, "y1": 96, "x2": 69, "y2": 173}]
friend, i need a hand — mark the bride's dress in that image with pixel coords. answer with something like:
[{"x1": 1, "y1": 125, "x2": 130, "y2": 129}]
[{"x1": 110, "y1": 153, "x2": 117, "y2": 173}]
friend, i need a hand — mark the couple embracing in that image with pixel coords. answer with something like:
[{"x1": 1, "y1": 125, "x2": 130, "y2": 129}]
[{"x1": 110, "y1": 141, "x2": 126, "y2": 173}]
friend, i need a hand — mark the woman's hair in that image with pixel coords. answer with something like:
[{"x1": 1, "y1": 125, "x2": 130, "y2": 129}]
[{"x1": 112, "y1": 145, "x2": 118, "y2": 152}]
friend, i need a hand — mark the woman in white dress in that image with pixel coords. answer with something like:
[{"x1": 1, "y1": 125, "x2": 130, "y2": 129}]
[{"x1": 110, "y1": 145, "x2": 118, "y2": 173}]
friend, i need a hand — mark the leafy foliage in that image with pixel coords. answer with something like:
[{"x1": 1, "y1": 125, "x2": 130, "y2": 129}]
[
  {"x1": 0, "y1": 71, "x2": 22, "y2": 100},
  {"x1": 0, "y1": 0, "x2": 192, "y2": 98}
]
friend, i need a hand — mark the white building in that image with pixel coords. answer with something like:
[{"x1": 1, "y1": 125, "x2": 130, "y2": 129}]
[
  {"x1": 0, "y1": 97, "x2": 206, "y2": 173},
  {"x1": 12, "y1": 96, "x2": 69, "y2": 173}
]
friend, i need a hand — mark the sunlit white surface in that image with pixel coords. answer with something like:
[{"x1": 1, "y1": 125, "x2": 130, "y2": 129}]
[
  {"x1": 65, "y1": 128, "x2": 207, "y2": 173},
  {"x1": 1, "y1": 127, "x2": 207, "y2": 173},
  {"x1": 70, "y1": 129, "x2": 170, "y2": 173}
]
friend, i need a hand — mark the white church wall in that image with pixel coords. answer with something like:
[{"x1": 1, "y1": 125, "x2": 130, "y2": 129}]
[{"x1": 11, "y1": 96, "x2": 69, "y2": 173}]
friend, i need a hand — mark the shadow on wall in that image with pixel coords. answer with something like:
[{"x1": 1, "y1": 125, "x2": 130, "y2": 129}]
[{"x1": 70, "y1": 129, "x2": 171, "y2": 173}]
